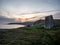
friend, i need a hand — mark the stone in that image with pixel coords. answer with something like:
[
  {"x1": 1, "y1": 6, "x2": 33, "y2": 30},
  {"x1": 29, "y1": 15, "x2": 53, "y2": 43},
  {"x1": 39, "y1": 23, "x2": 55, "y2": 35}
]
[{"x1": 44, "y1": 15, "x2": 54, "y2": 29}]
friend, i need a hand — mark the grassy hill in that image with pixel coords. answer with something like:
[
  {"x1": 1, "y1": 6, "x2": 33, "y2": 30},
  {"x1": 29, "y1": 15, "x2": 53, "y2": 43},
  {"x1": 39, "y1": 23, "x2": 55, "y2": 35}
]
[
  {"x1": 54, "y1": 19, "x2": 60, "y2": 27},
  {"x1": 34, "y1": 19, "x2": 60, "y2": 27},
  {"x1": 0, "y1": 19, "x2": 60, "y2": 45}
]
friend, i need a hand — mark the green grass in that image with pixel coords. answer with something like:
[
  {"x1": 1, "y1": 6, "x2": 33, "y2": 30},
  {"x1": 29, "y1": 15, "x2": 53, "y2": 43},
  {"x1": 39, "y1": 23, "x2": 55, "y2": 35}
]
[{"x1": 0, "y1": 26, "x2": 60, "y2": 45}]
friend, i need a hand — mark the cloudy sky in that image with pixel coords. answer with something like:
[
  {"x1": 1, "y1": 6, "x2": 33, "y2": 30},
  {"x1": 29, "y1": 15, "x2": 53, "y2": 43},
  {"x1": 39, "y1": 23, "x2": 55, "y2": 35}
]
[{"x1": 0, "y1": 0, "x2": 60, "y2": 23}]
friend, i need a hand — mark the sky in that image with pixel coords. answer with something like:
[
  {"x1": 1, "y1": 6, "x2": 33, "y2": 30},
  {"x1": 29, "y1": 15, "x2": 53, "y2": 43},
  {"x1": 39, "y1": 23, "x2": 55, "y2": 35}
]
[{"x1": 0, "y1": 0, "x2": 60, "y2": 23}]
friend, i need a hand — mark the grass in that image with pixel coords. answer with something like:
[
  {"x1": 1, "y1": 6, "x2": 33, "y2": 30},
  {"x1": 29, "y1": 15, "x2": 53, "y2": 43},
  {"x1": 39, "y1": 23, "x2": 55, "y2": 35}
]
[
  {"x1": 0, "y1": 26, "x2": 60, "y2": 45},
  {"x1": 0, "y1": 19, "x2": 60, "y2": 45}
]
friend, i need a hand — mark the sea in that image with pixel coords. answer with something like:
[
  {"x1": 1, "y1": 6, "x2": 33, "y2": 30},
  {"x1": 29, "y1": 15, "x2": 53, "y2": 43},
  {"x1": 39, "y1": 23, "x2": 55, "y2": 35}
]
[{"x1": 0, "y1": 24, "x2": 25, "y2": 29}]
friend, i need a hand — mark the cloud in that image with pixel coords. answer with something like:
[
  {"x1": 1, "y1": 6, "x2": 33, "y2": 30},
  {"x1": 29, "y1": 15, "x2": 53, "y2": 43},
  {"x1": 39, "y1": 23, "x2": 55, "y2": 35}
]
[
  {"x1": 0, "y1": 15, "x2": 16, "y2": 23},
  {"x1": 53, "y1": 12, "x2": 60, "y2": 19}
]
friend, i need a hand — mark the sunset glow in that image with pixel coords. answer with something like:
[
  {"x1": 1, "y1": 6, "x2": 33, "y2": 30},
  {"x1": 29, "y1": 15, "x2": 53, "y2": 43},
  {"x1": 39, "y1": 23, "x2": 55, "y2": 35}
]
[
  {"x1": 15, "y1": 18, "x2": 27, "y2": 22},
  {"x1": 0, "y1": 0, "x2": 60, "y2": 23}
]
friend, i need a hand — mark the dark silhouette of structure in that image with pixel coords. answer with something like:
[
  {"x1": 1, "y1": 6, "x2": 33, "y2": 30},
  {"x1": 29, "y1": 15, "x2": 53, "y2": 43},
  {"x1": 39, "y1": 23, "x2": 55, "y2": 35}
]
[{"x1": 44, "y1": 15, "x2": 54, "y2": 29}]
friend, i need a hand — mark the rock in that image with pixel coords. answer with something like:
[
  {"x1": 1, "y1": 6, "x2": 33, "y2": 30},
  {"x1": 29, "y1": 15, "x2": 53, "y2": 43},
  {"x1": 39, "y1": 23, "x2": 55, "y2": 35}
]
[{"x1": 44, "y1": 15, "x2": 54, "y2": 29}]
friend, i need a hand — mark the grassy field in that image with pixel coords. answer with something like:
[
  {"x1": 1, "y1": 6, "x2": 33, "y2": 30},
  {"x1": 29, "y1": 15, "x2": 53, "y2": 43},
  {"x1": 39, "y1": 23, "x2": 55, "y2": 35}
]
[{"x1": 0, "y1": 19, "x2": 60, "y2": 45}]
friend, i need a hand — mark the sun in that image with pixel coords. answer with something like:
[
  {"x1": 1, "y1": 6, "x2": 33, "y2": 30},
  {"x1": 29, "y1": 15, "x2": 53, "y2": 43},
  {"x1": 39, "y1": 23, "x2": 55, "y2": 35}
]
[
  {"x1": 15, "y1": 18, "x2": 27, "y2": 22},
  {"x1": 20, "y1": 18, "x2": 27, "y2": 22},
  {"x1": 14, "y1": 14, "x2": 38, "y2": 22}
]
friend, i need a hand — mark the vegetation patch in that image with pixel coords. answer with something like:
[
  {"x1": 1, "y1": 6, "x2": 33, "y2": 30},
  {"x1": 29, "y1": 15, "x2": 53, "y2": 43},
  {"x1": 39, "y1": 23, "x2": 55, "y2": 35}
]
[{"x1": 0, "y1": 26, "x2": 60, "y2": 45}]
